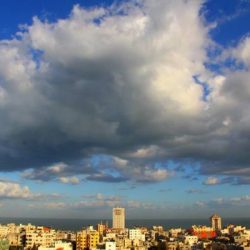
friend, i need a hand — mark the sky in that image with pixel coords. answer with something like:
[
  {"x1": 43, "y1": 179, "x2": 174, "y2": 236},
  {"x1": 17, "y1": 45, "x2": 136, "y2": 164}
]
[{"x1": 0, "y1": 0, "x2": 250, "y2": 220}]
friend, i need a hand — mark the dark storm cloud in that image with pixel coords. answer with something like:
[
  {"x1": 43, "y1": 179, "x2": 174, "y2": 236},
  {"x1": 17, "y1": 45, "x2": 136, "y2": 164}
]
[
  {"x1": 0, "y1": 0, "x2": 250, "y2": 184},
  {"x1": 22, "y1": 162, "x2": 97, "y2": 182}
]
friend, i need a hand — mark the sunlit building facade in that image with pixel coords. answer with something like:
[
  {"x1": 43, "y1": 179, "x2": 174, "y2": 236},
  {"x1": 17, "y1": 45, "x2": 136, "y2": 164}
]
[
  {"x1": 210, "y1": 214, "x2": 222, "y2": 231},
  {"x1": 112, "y1": 207, "x2": 125, "y2": 229}
]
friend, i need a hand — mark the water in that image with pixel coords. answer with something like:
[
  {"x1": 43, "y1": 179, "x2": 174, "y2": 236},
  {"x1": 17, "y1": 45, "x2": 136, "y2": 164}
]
[{"x1": 0, "y1": 218, "x2": 249, "y2": 231}]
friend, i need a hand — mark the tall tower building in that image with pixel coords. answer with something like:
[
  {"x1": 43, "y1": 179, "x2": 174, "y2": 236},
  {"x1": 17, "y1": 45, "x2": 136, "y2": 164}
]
[
  {"x1": 112, "y1": 207, "x2": 125, "y2": 229},
  {"x1": 210, "y1": 214, "x2": 222, "y2": 231}
]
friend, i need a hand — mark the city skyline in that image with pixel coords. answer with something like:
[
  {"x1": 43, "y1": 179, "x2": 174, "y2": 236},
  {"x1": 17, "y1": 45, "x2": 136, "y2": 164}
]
[{"x1": 0, "y1": 0, "x2": 250, "y2": 219}]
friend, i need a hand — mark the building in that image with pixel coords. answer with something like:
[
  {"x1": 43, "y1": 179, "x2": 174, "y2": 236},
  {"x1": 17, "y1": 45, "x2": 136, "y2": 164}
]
[
  {"x1": 210, "y1": 214, "x2": 222, "y2": 231},
  {"x1": 97, "y1": 223, "x2": 107, "y2": 236},
  {"x1": 182, "y1": 235, "x2": 198, "y2": 246},
  {"x1": 189, "y1": 225, "x2": 216, "y2": 239},
  {"x1": 76, "y1": 228, "x2": 99, "y2": 250},
  {"x1": 105, "y1": 241, "x2": 116, "y2": 250},
  {"x1": 25, "y1": 224, "x2": 56, "y2": 248},
  {"x1": 88, "y1": 229, "x2": 99, "y2": 249},
  {"x1": 112, "y1": 207, "x2": 125, "y2": 229},
  {"x1": 38, "y1": 241, "x2": 73, "y2": 250},
  {"x1": 76, "y1": 230, "x2": 87, "y2": 250},
  {"x1": 169, "y1": 228, "x2": 182, "y2": 238},
  {"x1": 129, "y1": 229, "x2": 145, "y2": 241}
]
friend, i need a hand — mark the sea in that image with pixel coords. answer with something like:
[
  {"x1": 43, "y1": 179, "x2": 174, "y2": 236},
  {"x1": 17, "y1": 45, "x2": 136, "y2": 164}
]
[{"x1": 0, "y1": 218, "x2": 249, "y2": 231}]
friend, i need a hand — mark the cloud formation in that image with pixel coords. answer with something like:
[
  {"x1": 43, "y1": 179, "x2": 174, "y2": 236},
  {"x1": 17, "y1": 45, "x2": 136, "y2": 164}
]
[
  {"x1": 203, "y1": 177, "x2": 220, "y2": 185},
  {"x1": 196, "y1": 195, "x2": 250, "y2": 208},
  {"x1": 0, "y1": 180, "x2": 60, "y2": 200},
  {"x1": 73, "y1": 193, "x2": 153, "y2": 210},
  {"x1": 0, "y1": 181, "x2": 33, "y2": 199},
  {"x1": 0, "y1": 0, "x2": 250, "y2": 184},
  {"x1": 22, "y1": 156, "x2": 170, "y2": 183}
]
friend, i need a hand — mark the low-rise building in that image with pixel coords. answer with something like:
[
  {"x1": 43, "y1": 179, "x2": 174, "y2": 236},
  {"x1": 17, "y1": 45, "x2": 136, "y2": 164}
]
[
  {"x1": 129, "y1": 229, "x2": 145, "y2": 241},
  {"x1": 189, "y1": 225, "x2": 216, "y2": 239},
  {"x1": 25, "y1": 224, "x2": 56, "y2": 248},
  {"x1": 105, "y1": 241, "x2": 116, "y2": 250},
  {"x1": 182, "y1": 235, "x2": 198, "y2": 246},
  {"x1": 76, "y1": 228, "x2": 99, "y2": 250},
  {"x1": 38, "y1": 240, "x2": 73, "y2": 250}
]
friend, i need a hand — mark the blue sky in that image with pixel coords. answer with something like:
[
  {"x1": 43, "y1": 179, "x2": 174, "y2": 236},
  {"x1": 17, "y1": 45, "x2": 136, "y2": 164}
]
[{"x1": 0, "y1": 0, "x2": 250, "y2": 219}]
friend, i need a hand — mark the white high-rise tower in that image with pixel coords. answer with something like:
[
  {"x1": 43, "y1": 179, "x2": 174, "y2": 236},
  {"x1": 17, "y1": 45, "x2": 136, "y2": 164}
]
[
  {"x1": 210, "y1": 214, "x2": 222, "y2": 231},
  {"x1": 112, "y1": 207, "x2": 125, "y2": 229}
]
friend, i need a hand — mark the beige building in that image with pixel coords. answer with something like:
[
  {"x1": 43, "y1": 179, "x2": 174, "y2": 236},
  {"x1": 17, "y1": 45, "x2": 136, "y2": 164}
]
[
  {"x1": 105, "y1": 241, "x2": 116, "y2": 250},
  {"x1": 0, "y1": 224, "x2": 23, "y2": 246},
  {"x1": 38, "y1": 241, "x2": 73, "y2": 250},
  {"x1": 25, "y1": 224, "x2": 56, "y2": 248},
  {"x1": 112, "y1": 207, "x2": 125, "y2": 229},
  {"x1": 129, "y1": 229, "x2": 145, "y2": 241},
  {"x1": 210, "y1": 214, "x2": 222, "y2": 231}
]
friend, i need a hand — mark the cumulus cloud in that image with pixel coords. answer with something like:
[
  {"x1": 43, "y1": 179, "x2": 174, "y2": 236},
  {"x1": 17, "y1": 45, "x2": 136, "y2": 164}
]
[
  {"x1": 22, "y1": 156, "x2": 171, "y2": 183},
  {"x1": 73, "y1": 193, "x2": 153, "y2": 209},
  {"x1": 59, "y1": 176, "x2": 80, "y2": 184},
  {"x1": 28, "y1": 202, "x2": 67, "y2": 209},
  {"x1": 195, "y1": 201, "x2": 206, "y2": 207},
  {"x1": 0, "y1": 181, "x2": 33, "y2": 199},
  {"x1": 203, "y1": 176, "x2": 221, "y2": 185},
  {"x1": 0, "y1": 180, "x2": 60, "y2": 200},
  {"x1": 0, "y1": 0, "x2": 249, "y2": 184},
  {"x1": 0, "y1": 0, "x2": 208, "y2": 172},
  {"x1": 196, "y1": 195, "x2": 250, "y2": 208},
  {"x1": 22, "y1": 161, "x2": 95, "y2": 183}
]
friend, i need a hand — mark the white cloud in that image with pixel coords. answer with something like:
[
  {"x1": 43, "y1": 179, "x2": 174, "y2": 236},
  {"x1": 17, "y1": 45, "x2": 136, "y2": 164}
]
[
  {"x1": 195, "y1": 201, "x2": 206, "y2": 207},
  {"x1": 48, "y1": 163, "x2": 67, "y2": 173},
  {"x1": 110, "y1": 156, "x2": 171, "y2": 183},
  {"x1": 231, "y1": 36, "x2": 250, "y2": 68},
  {"x1": 59, "y1": 176, "x2": 80, "y2": 184},
  {"x1": 73, "y1": 193, "x2": 121, "y2": 208},
  {"x1": 29, "y1": 202, "x2": 66, "y2": 209},
  {"x1": 73, "y1": 192, "x2": 153, "y2": 209},
  {"x1": 196, "y1": 195, "x2": 250, "y2": 208},
  {"x1": 0, "y1": 180, "x2": 60, "y2": 201},
  {"x1": 0, "y1": 181, "x2": 33, "y2": 199},
  {"x1": 203, "y1": 176, "x2": 220, "y2": 185}
]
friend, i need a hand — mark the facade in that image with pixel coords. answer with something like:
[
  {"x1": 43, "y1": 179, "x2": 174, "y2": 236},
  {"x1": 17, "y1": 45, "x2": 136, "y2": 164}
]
[
  {"x1": 38, "y1": 241, "x2": 73, "y2": 250},
  {"x1": 76, "y1": 230, "x2": 87, "y2": 250},
  {"x1": 105, "y1": 241, "x2": 116, "y2": 250},
  {"x1": 88, "y1": 230, "x2": 99, "y2": 249},
  {"x1": 25, "y1": 224, "x2": 56, "y2": 248},
  {"x1": 210, "y1": 214, "x2": 222, "y2": 231},
  {"x1": 112, "y1": 207, "x2": 125, "y2": 229},
  {"x1": 97, "y1": 223, "x2": 107, "y2": 236},
  {"x1": 169, "y1": 228, "x2": 182, "y2": 237},
  {"x1": 76, "y1": 229, "x2": 99, "y2": 250},
  {"x1": 182, "y1": 235, "x2": 198, "y2": 246},
  {"x1": 189, "y1": 225, "x2": 216, "y2": 239},
  {"x1": 129, "y1": 229, "x2": 145, "y2": 241}
]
